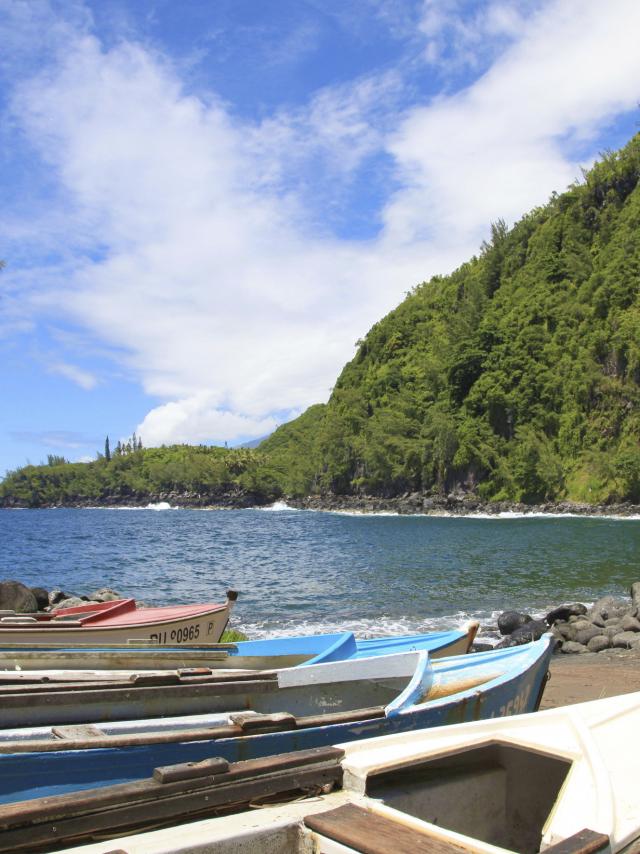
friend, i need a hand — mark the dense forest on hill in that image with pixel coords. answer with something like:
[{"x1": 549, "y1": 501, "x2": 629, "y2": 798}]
[
  {"x1": 2, "y1": 135, "x2": 639, "y2": 508},
  {"x1": 0, "y1": 445, "x2": 282, "y2": 507},
  {"x1": 261, "y1": 135, "x2": 640, "y2": 505}
]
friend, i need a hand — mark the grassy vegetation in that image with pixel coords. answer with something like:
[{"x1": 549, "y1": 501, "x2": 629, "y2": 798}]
[{"x1": 220, "y1": 628, "x2": 249, "y2": 642}]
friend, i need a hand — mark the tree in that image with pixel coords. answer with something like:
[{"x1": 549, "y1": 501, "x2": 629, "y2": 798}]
[
  {"x1": 105, "y1": 436, "x2": 111, "y2": 462},
  {"x1": 46, "y1": 455, "x2": 67, "y2": 466}
]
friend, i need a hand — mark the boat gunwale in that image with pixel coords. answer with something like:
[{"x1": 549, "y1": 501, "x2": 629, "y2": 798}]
[{"x1": 0, "y1": 601, "x2": 232, "y2": 634}]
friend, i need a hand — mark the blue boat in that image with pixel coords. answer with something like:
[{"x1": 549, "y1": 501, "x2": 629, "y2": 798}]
[
  {"x1": 0, "y1": 623, "x2": 478, "y2": 673},
  {"x1": 0, "y1": 637, "x2": 554, "y2": 805}
]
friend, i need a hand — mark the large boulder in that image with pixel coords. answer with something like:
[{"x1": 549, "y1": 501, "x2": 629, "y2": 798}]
[
  {"x1": 497, "y1": 611, "x2": 532, "y2": 636},
  {"x1": 48, "y1": 589, "x2": 68, "y2": 606},
  {"x1": 631, "y1": 582, "x2": 640, "y2": 611},
  {"x1": 30, "y1": 587, "x2": 49, "y2": 611},
  {"x1": 52, "y1": 596, "x2": 87, "y2": 611},
  {"x1": 612, "y1": 631, "x2": 639, "y2": 649},
  {"x1": 553, "y1": 621, "x2": 574, "y2": 641},
  {"x1": 587, "y1": 635, "x2": 611, "y2": 653},
  {"x1": 546, "y1": 603, "x2": 587, "y2": 625},
  {"x1": 574, "y1": 624, "x2": 602, "y2": 646},
  {"x1": 508, "y1": 619, "x2": 549, "y2": 645},
  {"x1": 0, "y1": 580, "x2": 37, "y2": 613},
  {"x1": 89, "y1": 588, "x2": 121, "y2": 603},
  {"x1": 620, "y1": 614, "x2": 640, "y2": 633},
  {"x1": 560, "y1": 641, "x2": 589, "y2": 654},
  {"x1": 589, "y1": 596, "x2": 631, "y2": 624}
]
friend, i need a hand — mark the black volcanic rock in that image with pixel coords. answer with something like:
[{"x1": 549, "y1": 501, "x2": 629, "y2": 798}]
[
  {"x1": 0, "y1": 580, "x2": 37, "y2": 613},
  {"x1": 497, "y1": 611, "x2": 532, "y2": 636}
]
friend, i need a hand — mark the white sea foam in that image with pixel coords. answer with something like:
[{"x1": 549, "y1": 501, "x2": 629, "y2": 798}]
[
  {"x1": 236, "y1": 610, "x2": 500, "y2": 643},
  {"x1": 472, "y1": 511, "x2": 640, "y2": 521},
  {"x1": 305, "y1": 507, "x2": 640, "y2": 522},
  {"x1": 80, "y1": 504, "x2": 180, "y2": 511},
  {"x1": 235, "y1": 598, "x2": 599, "y2": 645},
  {"x1": 259, "y1": 501, "x2": 300, "y2": 512}
]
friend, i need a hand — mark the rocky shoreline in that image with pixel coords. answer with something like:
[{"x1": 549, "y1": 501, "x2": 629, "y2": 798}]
[
  {"x1": 2, "y1": 489, "x2": 640, "y2": 516},
  {"x1": 485, "y1": 583, "x2": 640, "y2": 655},
  {"x1": 3, "y1": 577, "x2": 640, "y2": 661},
  {"x1": 287, "y1": 493, "x2": 640, "y2": 517},
  {"x1": 0, "y1": 579, "x2": 123, "y2": 613}
]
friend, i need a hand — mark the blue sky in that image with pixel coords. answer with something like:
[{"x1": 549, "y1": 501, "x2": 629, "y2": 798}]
[{"x1": 1, "y1": 0, "x2": 639, "y2": 474}]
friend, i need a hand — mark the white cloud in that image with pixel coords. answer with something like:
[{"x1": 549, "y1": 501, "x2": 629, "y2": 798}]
[
  {"x1": 137, "y1": 394, "x2": 281, "y2": 447},
  {"x1": 48, "y1": 360, "x2": 98, "y2": 390},
  {"x1": 3, "y1": 0, "x2": 640, "y2": 448},
  {"x1": 386, "y1": 0, "x2": 640, "y2": 246}
]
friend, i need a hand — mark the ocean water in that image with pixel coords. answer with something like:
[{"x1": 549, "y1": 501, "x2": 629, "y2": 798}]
[{"x1": 1, "y1": 505, "x2": 639, "y2": 640}]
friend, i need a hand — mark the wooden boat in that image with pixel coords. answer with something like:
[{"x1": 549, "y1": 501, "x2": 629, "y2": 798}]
[
  {"x1": 0, "y1": 638, "x2": 553, "y2": 809},
  {"x1": 18, "y1": 690, "x2": 639, "y2": 854},
  {"x1": 0, "y1": 591, "x2": 237, "y2": 645},
  {"x1": 0, "y1": 623, "x2": 479, "y2": 673}
]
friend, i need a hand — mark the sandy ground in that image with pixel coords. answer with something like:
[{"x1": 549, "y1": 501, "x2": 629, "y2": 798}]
[{"x1": 539, "y1": 647, "x2": 640, "y2": 709}]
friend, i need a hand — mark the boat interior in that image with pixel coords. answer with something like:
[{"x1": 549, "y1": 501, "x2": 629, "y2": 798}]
[
  {"x1": 138, "y1": 741, "x2": 573, "y2": 854},
  {"x1": 364, "y1": 741, "x2": 572, "y2": 853},
  {"x1": 0, "y1": 736, "x2": 614, "y2": 854}
]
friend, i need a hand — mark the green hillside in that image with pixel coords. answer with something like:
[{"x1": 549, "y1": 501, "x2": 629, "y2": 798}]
[
  {"x1": 2, "y1": 136, "x2": 639, "y2": 508},
  {"x1": 0, "y1": 445, "x2": 282, "y2": 508},
  {"x1": 262, "y1": 136, "x2": 640, "y2": 504}
]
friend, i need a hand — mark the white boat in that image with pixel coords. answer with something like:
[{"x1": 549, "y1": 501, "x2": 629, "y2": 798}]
[
  {"x1": 0, "y1": 624, "x2": 478, "y2": 673},
  {"x1": 0, "y1": 638, "x2": 551, "y2": 734},
  {"x1": 49, "y1": 690, "x2": 640, "y2": 854}
]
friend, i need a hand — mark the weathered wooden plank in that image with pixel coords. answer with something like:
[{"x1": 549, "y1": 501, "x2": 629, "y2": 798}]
[
  {"x1": 0, "y1": 762, "x2": 344, "y2": 851},
  {"x1": 0, "y1": 724, "x2": 245, "y2": 753},
  {"x1": 0, "y1": 678, "x2": 279, "y2": 714},
  {"x1": 543, "y1": 829, "x2": 611, "y2": 854},
  {"x1": 0, "y1": 706, "x2": 385, "y2": 754},
  {"x1": 0, "y1": 747, "x2": 345, "y2": 827},
  {"x1": 230, "y1": 712, "x2": 297, "y2": 731},
  {"x1": 0, "y1": 669, "x2": 277, "y2": 694},
  {"x1": 51, "y1": 725, "x2": 105, "y2": 740},
  {"x1": 304, "y1": 804, "x2": 470, "y2": 854},
  {"x1": 153, "y1": 757, "x2": 230, "y2": 784},
  {"x1": 295, "y1": 706, "x2": 386, "y2": 729},
  {"x1": 128, "y1": 673, "x2": 181, "y2": 686}
]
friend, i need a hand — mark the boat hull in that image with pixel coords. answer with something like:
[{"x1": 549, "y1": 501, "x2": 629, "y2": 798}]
[
  {"x1": 0, "y1": 638, "x2": 554, "y2": 805},
  {"x1": 0, "y1": 624, "x2": 477, "y2": 672},
  {"x1": 0, "y1": 603, "x2": 233, "y2": 646},
  {"x1": 24, "y1": 689, "x2": 640, "y2": 854}
]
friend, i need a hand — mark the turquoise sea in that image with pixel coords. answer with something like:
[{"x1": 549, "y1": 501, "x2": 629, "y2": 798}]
[{"x1": 1, "y1": 504, "x2": 639, "y2": 639}]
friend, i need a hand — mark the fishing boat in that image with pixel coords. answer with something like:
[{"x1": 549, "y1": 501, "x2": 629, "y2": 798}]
[
  {"x1": 40, "y1": 690, "x2": 639, "y2": 854},
  {"x1": 0, "y1": 637, "x2": 553, "y2": 811},
  {"x1": 0, "y1": 591, "x2": 237, "y2": 645},
  {"x1": 0, "y1": 623, "x2": 479, "y2": 673}
]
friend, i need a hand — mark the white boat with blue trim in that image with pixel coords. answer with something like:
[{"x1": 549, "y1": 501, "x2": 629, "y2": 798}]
[
  {"x1": 38, "y1": 690, "x2": 640, "y2": 854},
  {"x1": 0, "y1": 623, "x2": 479, "y2": 674}
]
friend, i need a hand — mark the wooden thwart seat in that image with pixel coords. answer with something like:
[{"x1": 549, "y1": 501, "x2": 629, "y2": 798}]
[
  {"x1": 543, "y1": 829, "x2": 610, "y2": 854},
  {"x1": 304, "y1": 805, "x2": 611, "y2": 854},
  {"x1": 304, "y1": 804, "x2": 470, "y2": 854}
]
